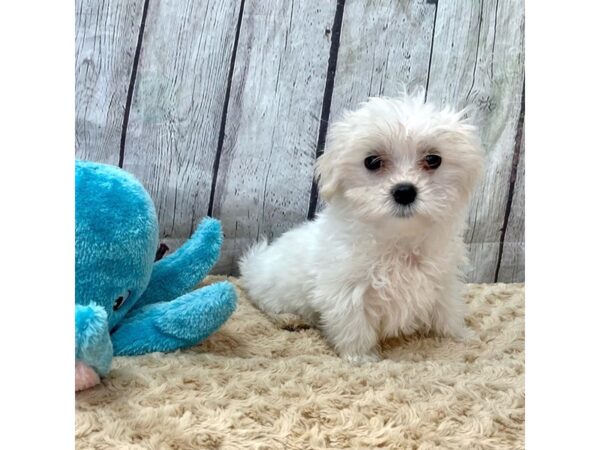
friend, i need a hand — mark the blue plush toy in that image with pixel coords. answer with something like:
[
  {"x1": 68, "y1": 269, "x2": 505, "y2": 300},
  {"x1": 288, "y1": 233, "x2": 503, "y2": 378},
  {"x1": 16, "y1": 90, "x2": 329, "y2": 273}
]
[{"x1": 75, "y1": 160, "x2": 237, "y2": 391}]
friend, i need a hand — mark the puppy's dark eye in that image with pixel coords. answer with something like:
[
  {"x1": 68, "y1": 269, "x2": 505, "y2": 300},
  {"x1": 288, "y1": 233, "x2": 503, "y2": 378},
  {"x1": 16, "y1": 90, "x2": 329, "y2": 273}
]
[
  {"x1": 423, "y1": 154, "x2": 442, "y2": 170},
  {"x1": 364, "y1": 155, "x2": 383, "y2": 171},
  {"x1": 113, "y1": 290, "x2": 131, "y2": 311}
]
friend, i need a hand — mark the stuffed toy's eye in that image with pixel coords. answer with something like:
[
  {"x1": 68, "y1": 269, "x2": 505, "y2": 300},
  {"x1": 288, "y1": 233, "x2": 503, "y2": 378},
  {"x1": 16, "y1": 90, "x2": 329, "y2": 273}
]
[
  {"x1": 364, "y1": 155, "x2": 383, "y2": 171},
  {"x1": 423, "y1": 154, "x2": 442, "y2": 170},
  {"x1": 113, "y1": 290, "x2": 131, "y2": 311}
]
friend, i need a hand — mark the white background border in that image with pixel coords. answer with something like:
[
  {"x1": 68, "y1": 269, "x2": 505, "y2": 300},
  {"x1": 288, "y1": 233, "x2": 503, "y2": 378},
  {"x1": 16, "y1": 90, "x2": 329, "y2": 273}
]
[
  {"x1": 1, "y1": 1, "x2": 599, "y2": 448},
  {"x1": 0, "y1": 0, "x2": 74, "y2": 447}
]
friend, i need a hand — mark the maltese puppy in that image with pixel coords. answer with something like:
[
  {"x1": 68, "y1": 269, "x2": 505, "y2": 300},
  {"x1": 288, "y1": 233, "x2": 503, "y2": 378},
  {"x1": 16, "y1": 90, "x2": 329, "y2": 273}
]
[{"x1": 240, "y1": 94, "x2": 484, "y2": 364}]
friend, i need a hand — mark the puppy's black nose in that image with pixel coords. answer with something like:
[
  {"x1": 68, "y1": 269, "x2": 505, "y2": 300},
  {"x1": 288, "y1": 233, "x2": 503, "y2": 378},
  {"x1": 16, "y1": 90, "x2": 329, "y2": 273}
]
[{"x1": 392, "y1": 183, "x2": 417, "y2": 205}]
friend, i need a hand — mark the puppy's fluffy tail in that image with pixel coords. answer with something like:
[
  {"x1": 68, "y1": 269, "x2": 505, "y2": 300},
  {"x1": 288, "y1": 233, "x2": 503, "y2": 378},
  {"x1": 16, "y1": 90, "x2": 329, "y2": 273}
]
[
  {"x1": 238, "y1": 238, "x2": 269, "y2": 281},
  {"x1": 239, "y1": 238, "x2": 290, "y2": 315},
  {"x1": 238, "y1": 238, "x2": 272, "y2": 300}
]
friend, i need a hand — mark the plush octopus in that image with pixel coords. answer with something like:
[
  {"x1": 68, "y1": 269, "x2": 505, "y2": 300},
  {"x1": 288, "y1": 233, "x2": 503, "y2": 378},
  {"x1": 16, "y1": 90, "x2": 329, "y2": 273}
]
[{"x1": 75, "y1": 160, "x2": 237, "y2": 391}]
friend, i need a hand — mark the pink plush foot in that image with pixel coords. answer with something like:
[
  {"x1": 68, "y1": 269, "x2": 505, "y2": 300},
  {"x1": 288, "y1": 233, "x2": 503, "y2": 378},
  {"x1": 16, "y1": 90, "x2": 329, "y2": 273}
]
[{"x1": 75, "y1": 360, "x2": 100, "y2": 391}]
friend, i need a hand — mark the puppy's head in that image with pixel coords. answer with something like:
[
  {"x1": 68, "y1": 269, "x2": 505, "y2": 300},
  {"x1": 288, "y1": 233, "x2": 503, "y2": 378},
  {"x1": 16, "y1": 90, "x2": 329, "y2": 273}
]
[{"x1": 316, "y1": 95, "x2": 484, "y2": 229}]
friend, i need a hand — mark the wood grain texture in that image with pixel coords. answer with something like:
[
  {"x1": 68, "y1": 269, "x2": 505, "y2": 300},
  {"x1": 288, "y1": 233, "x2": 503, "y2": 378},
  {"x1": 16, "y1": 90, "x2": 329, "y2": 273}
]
[
  {"x1": 75, "y1": 0, "x2": 145, "y2": 164},
  {"x1": 121, "y1": 0, "x2": 241, "y2": 249},
  {"x1": 330, "y1": 0, "x2": 436, "y2": 115},
  {"x1": 211, "y1": 0, "x2": 338, "y2": 274},
  {"x1": 426, "y1": 0, "x2": 525, "y2": 282},
  {"x1": 497, "y1": 125, "x2": 524, "y2": 282},
  {"x1": 312, "y1": 0, "x2": 437, "y2": 213}
]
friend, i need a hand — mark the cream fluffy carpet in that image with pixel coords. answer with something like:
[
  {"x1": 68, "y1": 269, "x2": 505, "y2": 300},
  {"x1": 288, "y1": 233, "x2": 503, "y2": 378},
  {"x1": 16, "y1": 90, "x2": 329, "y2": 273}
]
[{"x1": 76, "y1": 277, "x2": 524, "y2": 449}]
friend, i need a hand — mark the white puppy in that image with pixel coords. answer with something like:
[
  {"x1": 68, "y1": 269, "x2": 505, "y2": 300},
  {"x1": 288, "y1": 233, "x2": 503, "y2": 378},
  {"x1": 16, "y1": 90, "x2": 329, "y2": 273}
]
[{"x1": 240, "y1": 94, "x2": 484, "y2": 363}]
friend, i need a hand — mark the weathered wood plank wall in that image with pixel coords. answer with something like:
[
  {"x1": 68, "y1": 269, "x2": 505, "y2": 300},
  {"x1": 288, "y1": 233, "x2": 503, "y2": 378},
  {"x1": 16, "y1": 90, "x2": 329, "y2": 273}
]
[
  {"x1": 426, "y1": 0, "x2": 525, "y2": 282},
  {"x1": 211, "y1": 0, "x2": 339, "y2": 274},
  {"x1": 75, "y1": 0, "x2": 525, "y2": 282},
  {"x1": 122, "y1": 0, "x2": 241, "y2": 248},
  {"x1": 75, "y1": 0, "x2": 145, "y2": 165}
]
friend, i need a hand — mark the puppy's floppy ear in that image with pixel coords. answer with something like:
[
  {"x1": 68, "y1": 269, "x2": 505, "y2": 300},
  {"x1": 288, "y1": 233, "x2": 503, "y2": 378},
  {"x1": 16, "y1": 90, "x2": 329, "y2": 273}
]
[
  {"x1": 315, "y1": 149, "x2": 341, "y2": 202},
  {"x1": 315, "y1": 112, "x2": 354, "y2": 202},
  {"x1": 446, "y1": 113, "x2": 486, "y2": 196},
  {"x1": 457, "y1": 111, "x2": 485, "y2": 178}
]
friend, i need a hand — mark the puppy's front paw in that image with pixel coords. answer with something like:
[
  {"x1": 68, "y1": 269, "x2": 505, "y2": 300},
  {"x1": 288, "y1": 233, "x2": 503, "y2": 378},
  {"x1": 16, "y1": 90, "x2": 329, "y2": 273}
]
[
  {"x1": 462, "y1": 327, "x2": 479, "y2": 343},
  {"x1": 341, "y1": 351, "x2": 382, "y2": 365},
  {"x1": 445, "y1": 326, "x2": 478, "y2": 343}
]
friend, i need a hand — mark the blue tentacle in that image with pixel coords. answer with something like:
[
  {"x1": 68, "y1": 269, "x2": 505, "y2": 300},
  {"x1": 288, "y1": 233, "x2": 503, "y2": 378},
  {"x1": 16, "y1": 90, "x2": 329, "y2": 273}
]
[
  {"x1": 111, "y1": 281, "x2": 237, "y2": 356},
  {"x1": 75, "y1": 303, "x2": 113, "y2": 376},
  {"x1": 132, "y1": 217, "x2": 223, "y2": 310}
]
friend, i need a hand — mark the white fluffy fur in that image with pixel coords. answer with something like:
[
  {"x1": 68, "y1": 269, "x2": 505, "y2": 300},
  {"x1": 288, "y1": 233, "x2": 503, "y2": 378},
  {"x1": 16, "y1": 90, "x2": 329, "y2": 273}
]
[{"x1": 240, "y1": 94, "x2": 484, "y2": 364}]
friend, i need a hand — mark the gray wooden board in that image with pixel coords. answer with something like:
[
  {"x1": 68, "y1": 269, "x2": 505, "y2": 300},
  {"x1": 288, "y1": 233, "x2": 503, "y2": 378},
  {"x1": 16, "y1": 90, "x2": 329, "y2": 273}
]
[
  {"x1": 75, "y1": 0, "x2": 145, "y2": 164},
  {"x1": 121, "y1": 0, "x2": 241, "y2": 249},
  {"x1": 211, "y1": 0, "x2": 339, "y2": 274},
  {"x1": 313, "y1": 0, "x2": 437, "y2": 213},
  {"x1": 497, "y1": 125, "x2": 524, "y2": 282},
  {"x1": 329, "y1": 0, "x2": 436, "y2": 115},
  {"x1": 426, "y1": 0, "x2": 525, "y2": 282}
]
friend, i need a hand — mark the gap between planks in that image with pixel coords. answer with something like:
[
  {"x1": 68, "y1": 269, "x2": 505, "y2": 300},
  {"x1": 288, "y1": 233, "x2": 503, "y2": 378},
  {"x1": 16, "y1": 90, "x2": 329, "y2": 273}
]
[
  {"x1": 118, "y1": 0, "x2": 150, "y2": 168},
  {"x1": 494, "y1": 81, "x2": 525, "y2": 282},
  {"x1": 307, "y1": 0, "x2": 347, "y2": 220},
  {"x1": 207, "y1": 0, "x2": 246, "y2": 219}
]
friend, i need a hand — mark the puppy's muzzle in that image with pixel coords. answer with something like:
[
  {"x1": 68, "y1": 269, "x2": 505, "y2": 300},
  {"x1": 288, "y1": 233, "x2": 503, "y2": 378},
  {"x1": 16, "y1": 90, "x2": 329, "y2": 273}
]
[{"x1": 391, "y1": 183, "x2": 417, "y2": 206}]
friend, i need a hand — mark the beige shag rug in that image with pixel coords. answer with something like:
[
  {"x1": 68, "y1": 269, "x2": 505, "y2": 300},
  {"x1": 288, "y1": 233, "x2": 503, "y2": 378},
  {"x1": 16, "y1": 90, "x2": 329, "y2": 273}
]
[{"x1": 76, "y1": 277, "x2": 524, "y2": 449}]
